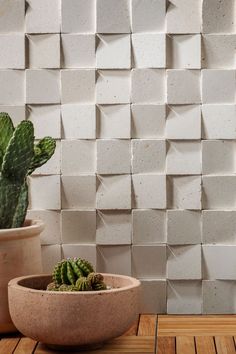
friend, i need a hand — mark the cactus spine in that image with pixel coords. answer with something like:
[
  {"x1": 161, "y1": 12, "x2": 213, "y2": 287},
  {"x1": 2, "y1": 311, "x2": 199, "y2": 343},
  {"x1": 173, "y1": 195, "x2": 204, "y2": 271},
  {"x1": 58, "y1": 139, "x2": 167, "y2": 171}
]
[{"x1": 0, "y1": 113, "x2": 56, "y2": 229}]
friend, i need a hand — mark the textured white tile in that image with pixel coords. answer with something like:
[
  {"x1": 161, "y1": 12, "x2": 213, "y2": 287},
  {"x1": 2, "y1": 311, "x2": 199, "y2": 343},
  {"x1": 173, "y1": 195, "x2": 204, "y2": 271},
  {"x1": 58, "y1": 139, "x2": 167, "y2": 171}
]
[
  {"x1": 202, "y1": 140, "x2": 236, "y2": 174},
  {"x1": 202, "y1": 70, "x2": 236, "y2": 104},
  {"x1": 167, "y1": 245, "x2": 202, "y2": 280},
  {"x1": 29, "y1": 175, "x2": 61, "y2": 210},
  {"x1": 28, "y1": 34, "x2": 60, "y2": 69},
  {"x1": 167, "y1": 210, "x2": 201, "y2": 245},
  {"x1": 26, "y1": 69, "x2": 60, "y2": 104},
  {"x1": 62, "y1": 244, "x2": 97, "y2": 269},
  {"x1": 202, "y1": 176, "x2": 236, "y2": 209},
  {"x1": 96, "y1": 0, "x2": 130, "y2": 34},
  {"x1": 132, "y1": 0, "x2": 166, "y2": 33},
  {"x1": 167, "y1": 0, "x2": 201, "y2": 34},
  {"x1": 28, "y1": 105, "x2": 61, "y2": 139},
  {"x1": 97, "y1": 139, "x2": 131, "y2": 174},
  {"x1": 97, "y1": 245, "x2": 131, "y2": 275},
  {"x1": 166, "y1": 141, "x2": 201, "y2": 175},
  {"x1": 132, "y1": 174, "x2": 166, "y2": 209},
  {"x1": 202, "y1": 105, "x2": 236, "y2": 139},
  {"x1": 0, "y1": 106, "x2": 25, "y2": 126},
  {"x1": 33, "y1": 141, "x2": 60, "y2": 175},
  {"x1": 96, "y1": 211, "x2": 132, "y2": 245},
  {"x1": 203, "y1": 245, "x2": 236, "y2": 280},
  {"x1": 97, "y1": 175, "x2": 131, "y2": 210},
  {"x1": 131, "y1": 104, "x2": 165, "y2": 138},
  {"x1": 61, "y1": 104, "x2": 96, "y2": 139},
  {"x1": 166, "y1": 105, "x2": 201, "y2": 140},
  {"x1": 0, "y1": 34, "x2": 24, "y2": 69},
  {"x1": 167, "y1": 281, "x2": 202, "y2": 314},
  {"x1": 168, "y1": 176, "x2": 202, "y2": 210},
  {"x1": 132, "y1": 139, "x2": 166, "y2": 173},
  {"x1": 132, "y1": 245, "x2": 166, "y2": 278},
  {"x1": 42, "y1": 245, "x2": 61, "y2": 273},
  {"x1": 132, "y1": 34, "x2": 165, "y2": 68},
  {"x1": 131, "y1": 69, "x2": 165, "y2": 103},
  {"x1": 96, "y1": 34, "x2": 130, "y2": 69},
  {"x1": 0, "y1": 0, "x2": 25, "y2": 32},
  {"x1": 203, "y1": 281, "x2": 236, "y2": 314},
  {"x1": 62, "y1": 34, "x2": 95, "y2": 68},
  {"x1": 202, "y1": 211, "x2": 236, "y2": 244},
  {"x1": 202, "y1": 0, "x2": 236, "y2": 33},
  {"x1": 61, "y1": 69, "x2": 95, "y2": 104},
  {"x1": 132, "y1": 210, "x2": 166, "y2": 244},
  {"x1": 61, "y1": 140, "x2": 96, "y2": 175},
  {"x1": 168, "y1": 34, "x2": 201, "y2": 69},
  {"x1": 167, "y1": 70, "x2": 201, "y2": 104},
  {"x1": 140, "y1": 280, "x2": 167, "y2": 314},
  {"x1": 61, "y1": 210, "x2": 96, "y2": 244},
  {"x1": 26, "y1": 0, "x2": 60, "y2": 33},
  {"x1": 61, "y1": 175, "x2": 96, "y2": 209},
  {"x1": 0, "y1": 70, "x2": 24, "y2": 104},
  {"x1": 97, "y1": 104, "x2": 131, "y2": 139},
  {"x1": 96, "y1": 70, "x2": 130, "y2": 104},
  {"x1": 61, "y1": 0, "x2": 95, "y2": 33}
]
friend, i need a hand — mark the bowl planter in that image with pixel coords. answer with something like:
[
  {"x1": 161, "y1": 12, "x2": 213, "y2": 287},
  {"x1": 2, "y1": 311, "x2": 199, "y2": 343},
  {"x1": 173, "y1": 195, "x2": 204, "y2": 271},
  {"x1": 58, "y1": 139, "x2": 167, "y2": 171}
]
[
  {"x1": 0, "y1": 220, "x2": 44, "y2": 333},
  {"x1": 8, "y1": 273, "x2": 141, "y2": 350}
]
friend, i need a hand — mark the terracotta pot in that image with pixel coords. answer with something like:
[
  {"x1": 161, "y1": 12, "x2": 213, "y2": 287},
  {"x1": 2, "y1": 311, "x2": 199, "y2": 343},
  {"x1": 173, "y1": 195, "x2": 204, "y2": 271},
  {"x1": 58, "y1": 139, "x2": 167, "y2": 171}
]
[
  {"x1": 0, "y1": 220, "x2": 44, "y2": 333},
  {"x1": 8, "y1": 274, "x2": 141, "y2": 350}
]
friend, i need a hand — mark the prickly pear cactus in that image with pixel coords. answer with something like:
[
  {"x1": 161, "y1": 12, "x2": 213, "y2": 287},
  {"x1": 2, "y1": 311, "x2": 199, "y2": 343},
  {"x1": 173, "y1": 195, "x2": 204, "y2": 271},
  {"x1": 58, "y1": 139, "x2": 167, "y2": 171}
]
[{"x1": 0, "y1": 112, "x2": 56, "y2": 229}]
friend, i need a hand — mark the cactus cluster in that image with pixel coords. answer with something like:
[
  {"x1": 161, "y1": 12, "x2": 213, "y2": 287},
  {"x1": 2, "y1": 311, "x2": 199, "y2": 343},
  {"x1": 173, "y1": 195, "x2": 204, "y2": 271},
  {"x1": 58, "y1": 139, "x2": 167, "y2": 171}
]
[
  {"x1": 0, "y1": 113, "x2": 56, "y2": 229},
  {"x1": 47, "y1": 258, "x2": 107, "y2": 292}
]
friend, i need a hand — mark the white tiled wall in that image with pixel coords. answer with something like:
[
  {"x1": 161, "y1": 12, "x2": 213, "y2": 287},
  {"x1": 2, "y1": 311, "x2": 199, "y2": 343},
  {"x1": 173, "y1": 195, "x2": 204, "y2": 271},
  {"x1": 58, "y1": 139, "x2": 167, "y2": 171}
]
[{"x1": 2, "y1": 0, "x2": 236, "y2": 314}]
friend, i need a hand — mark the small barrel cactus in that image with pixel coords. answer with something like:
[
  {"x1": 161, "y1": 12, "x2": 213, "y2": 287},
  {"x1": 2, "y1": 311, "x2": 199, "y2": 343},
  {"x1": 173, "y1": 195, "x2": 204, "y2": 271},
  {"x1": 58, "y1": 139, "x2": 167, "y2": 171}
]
[
  {"x1": 93, "y1": 282, "x2": 107, "y2": 291},
  {"x1": 87, "y1": 272, "x2": 104, "y2": 286},
  {"x1": 0, "y1": 113, "x2": 56, "y2": 229},
  {"x1": 75, "y1": 277, "x2": 93, "y2": 291}
]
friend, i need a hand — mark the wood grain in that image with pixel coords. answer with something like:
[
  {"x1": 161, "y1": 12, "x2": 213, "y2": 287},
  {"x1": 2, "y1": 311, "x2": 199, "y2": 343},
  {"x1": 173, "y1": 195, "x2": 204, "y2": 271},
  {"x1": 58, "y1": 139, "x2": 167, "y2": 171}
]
[
  {"x1": 13, "y1": 338, "x2": 37, "y2": 354},
  {"x1": 157, "y1": 336, "x2": 176, "y2": 354},
  {"x1": 138, "y1": 314, "x2": 157, "y2": 336},
  {"x1": 176, "y1": 336, "x2": 195, "y2": 354},
  {"x1": 195, "y1": 336, "x2": 216, "y2": 354},
  {"x1": 0, "y1": 337, "x2": 20, "y2": 354},
  {"x1": 215, "y1": 336, "x2": 236, "y2": 354}
]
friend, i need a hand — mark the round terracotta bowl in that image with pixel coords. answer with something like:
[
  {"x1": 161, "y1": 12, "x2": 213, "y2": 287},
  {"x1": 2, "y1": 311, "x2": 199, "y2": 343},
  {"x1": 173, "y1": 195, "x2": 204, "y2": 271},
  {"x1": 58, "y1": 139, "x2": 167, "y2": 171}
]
[{"x1": 8, "y1": 274, "x2": 141, "y2": 350}]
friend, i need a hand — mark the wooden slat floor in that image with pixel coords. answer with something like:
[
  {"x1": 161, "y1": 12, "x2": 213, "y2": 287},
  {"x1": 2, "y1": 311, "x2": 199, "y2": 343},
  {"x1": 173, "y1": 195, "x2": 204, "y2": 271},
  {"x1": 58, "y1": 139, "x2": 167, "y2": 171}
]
[{"x1": 1, "y1": 315, "x2": 236, "y2": 353}]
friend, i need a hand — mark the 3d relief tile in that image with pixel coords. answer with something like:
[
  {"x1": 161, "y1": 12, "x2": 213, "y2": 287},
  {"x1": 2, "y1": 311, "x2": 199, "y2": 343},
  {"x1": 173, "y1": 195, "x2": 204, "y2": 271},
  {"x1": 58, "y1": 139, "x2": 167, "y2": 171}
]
[
  {"x1": 62, "y1": 244, "x2": 97, "y2": 267},
  {"x1": 203, "y1": 281, "x2": 236, "y2": 314},
  {"x1": 29, "y1": 175, "x2": 61, "y2": 210},
  {"x1": 28, "y1": 105, "x2": 61, "y2": 139},
  {"x1": 132, "y1": 139, "x2": 166, "y2": 173},
  {"x1": 0, "y1": 70, "x2": 24, "y2": 104},
  {"x1": 96, "y1": 70, "x2": 130, "y2": 104},
  {"x1": 61, "y1": 104, "x2": 96, "y2": 139},
  {"x1": 202, "y1": 211, "x2": 236, "y2": 245},
  {"x1": 132, "y1": 245, "x2": 166, "y2": 279},
  {"x1": 61, "y1": 210, "x2": 96, "y2": 244},
  {"x1": 131, "y1": 69, "x2": 165, "y2": 103},
  {"x1": 0, "y1": 106, "x2": 25, "y2": 126},
  {"x1": 202, "y1": 0, "x2": 236, "y2": 34},
  {"x1": 61, "y1": 140, "x2": 96, "y2": 175},
  {"x1": 33, "y1": 141, "x2": 61, "y2": 175},
  {"x1": 202, "y1": 105, "x2": 236, "y2": 139},
  {"x1": 131, "y1": 0, "x2": 166, "y2": 33},
  {"x1": 97, "y1": 104, "x2": 131, "y2": 139},
  {"x1": 25, "y1": 0, "x2": 60, "y2": 33},
  {"x1": 61, "y1": 175, "x2": 96, "y2": 209},
  {"x1": 61, "y1": 69, "x2": 95, "y2": 104},
  {"x1": 131, "y1": 104, "x2": 166, "y2": 138},
  {"x1": 132, "y1": 209, "x2": 166, "y2": 244},
  {"x1": 0, "y1": 0, "x2": 25, "y2": 32},
  {"x1": 165, "y1": 105, "x2": 201, "y2": 140},
  {"x1": 61, "y1": 34, "x2": 95, "y2": 69},
  {"x1": 97, "y1": 139, "x2": 131, "y2": 174},
  {"x1": 26, "y1": 69, "x2": 60, "y2": 104},
  {"x1": 42, "y1": 245, "x2": 61, "y2": 273},
  {"x1": 96, "y1": 34, "x2": 131, "y2": 69},
  {"x1": 166, "y1": 0, "x2": 201, "y2": 34},
  {"x1": 0, "y1": 34, "x2": 25, "y2": 69},
  {"x1": 140, "y1": 280, "x2": 167, "y2": 314},
  {"x1": 132, "y1": 33, "x2": 166, "y2": 68},
  {"x1": 167, "y1": 210, "x2": 201, "y2": 245},
  {"x1": 132, "y1": 174, "x2": 166, "y2": 209},
  {"x1": 96, "y1": 211, "x2": 132, "y2": 245},
  {"x1": 97, "y1": 245, "x2": 131, "y2": 276},
  {"x1": 28, "y1": 34, "x2": 60, "y2": 69},
  {"x1": 202, "y1": 70, "x2": 236, "y2": 104},
  {"x1": 96, "y1": 0, "x2": 130, "y2": 34},
  {"x1": 61, "y1": 0, "x2": 95, "y2": 33}
]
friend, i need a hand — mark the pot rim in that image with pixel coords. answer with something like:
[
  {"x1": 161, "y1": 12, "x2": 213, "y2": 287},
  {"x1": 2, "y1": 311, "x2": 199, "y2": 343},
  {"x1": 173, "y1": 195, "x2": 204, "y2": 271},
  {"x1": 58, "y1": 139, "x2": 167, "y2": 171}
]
[
  {"x1": 0, "y1": 219, "x2": 44, "y2": 241},
  {"x1": 8, "y1": 273, "x2": 141, "y2": 294}
]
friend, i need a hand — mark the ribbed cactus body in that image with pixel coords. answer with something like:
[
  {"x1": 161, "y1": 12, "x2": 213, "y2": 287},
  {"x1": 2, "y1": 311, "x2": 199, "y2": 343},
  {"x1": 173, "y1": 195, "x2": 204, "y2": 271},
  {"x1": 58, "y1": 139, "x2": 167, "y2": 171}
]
[
  {"x1": 0, "y1": 113, "x2": 56, "y2": 229},
  {"x1": 87, "y1": 272, "x2": 104, "y2": 286},
  {"x1": 93, "y1": 282, "x2": 107, "y2": 291},
  {"x1": 75, "y1": 277, "x2": 92, "y2": 291}
]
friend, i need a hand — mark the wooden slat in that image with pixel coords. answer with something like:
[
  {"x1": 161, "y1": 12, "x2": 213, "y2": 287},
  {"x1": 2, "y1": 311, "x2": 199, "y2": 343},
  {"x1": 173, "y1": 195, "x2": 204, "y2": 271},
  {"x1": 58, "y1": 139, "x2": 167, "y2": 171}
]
[
  {"x1": 157, "y1": 337, "x2": 176, "y2": 354},
  {"x1": 176, "y1": 336, "x2": 195, "y2": 354},
  {"x1": 13, "y1": 338, "x2": 37, "y2": 354},
  {"x1": 215, "y1": 336, "x2": 236, "y2": 354},
  {"x1": 123, "y1": 317, "x2": 140, "y2": 336},
  {"x1": 195, "y1": 336, "x2": 216, "y2": 354},
  {"x1": 138, "y1": 314, "x2": 157, "y2": 336},
  {"x1": 0, "y1": 338, "x2": 20, "y2": 354}
]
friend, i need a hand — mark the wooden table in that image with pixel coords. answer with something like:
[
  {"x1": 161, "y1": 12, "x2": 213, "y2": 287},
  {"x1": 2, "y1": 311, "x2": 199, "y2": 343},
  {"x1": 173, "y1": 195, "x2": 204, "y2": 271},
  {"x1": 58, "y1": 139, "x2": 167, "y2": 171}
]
[{"x1": 1, "y1": 315, "x2": 236, "y2": 353}]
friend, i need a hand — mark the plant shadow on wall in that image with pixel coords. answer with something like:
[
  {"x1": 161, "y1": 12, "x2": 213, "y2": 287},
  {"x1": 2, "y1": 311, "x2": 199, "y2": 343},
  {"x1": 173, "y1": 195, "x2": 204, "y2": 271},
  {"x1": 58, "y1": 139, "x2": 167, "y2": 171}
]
[{"x1": 0, "y1": 112, "x2": 56, "y2": 333}]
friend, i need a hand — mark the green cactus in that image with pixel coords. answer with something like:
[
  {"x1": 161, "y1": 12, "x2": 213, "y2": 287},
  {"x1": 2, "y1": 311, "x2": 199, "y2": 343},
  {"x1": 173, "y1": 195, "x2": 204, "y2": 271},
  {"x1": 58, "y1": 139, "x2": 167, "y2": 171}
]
[
  {"x1": 93, "y1": 282, "x2": 107, "y2": 291},
  {"x1": 0, "y1": 113, "x2": 56, "y2": 229},
  {"x1": 46, "y1": 282, "x2": 59, "y2": 291},
  {"x1": 87, "y1": 272, "x2": 104, "y2": 286},
  {"x1": 75, "y1": 277, "x2": 93, "y2": 291}
]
